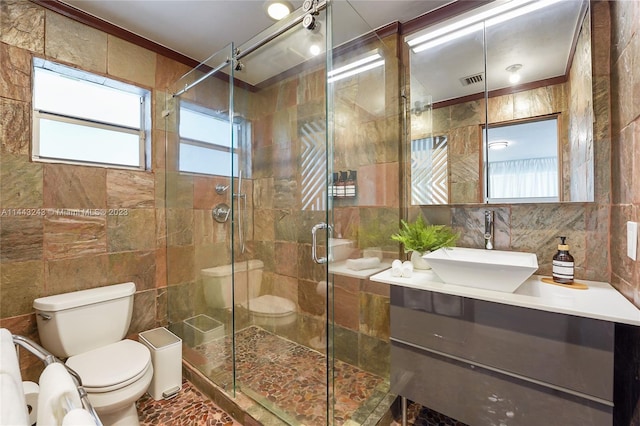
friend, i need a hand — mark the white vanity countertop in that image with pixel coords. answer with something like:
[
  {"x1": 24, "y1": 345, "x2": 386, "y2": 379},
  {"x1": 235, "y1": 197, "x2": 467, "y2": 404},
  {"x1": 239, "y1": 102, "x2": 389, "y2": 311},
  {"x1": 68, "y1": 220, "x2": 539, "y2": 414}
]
[
  {"x1": 330, "y1": 259, "x2": 393, "y2": 279},
  {"x1": 370, "y1": 268, "x2": 640, "y2": 326}
]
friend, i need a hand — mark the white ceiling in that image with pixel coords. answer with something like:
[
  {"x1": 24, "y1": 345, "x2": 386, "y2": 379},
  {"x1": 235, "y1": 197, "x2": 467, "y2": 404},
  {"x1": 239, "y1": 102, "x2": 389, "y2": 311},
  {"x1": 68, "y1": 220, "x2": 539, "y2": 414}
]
[{"x1": 61, "y1": 0, "x2": 452, "y2": 64}]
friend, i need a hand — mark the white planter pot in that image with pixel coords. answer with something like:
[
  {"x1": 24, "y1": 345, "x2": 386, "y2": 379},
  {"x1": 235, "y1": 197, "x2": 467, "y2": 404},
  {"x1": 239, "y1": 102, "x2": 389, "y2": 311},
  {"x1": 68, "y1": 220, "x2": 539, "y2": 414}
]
[{"x1": 410, "y1": 250, "x2": 431, "y2": 270}]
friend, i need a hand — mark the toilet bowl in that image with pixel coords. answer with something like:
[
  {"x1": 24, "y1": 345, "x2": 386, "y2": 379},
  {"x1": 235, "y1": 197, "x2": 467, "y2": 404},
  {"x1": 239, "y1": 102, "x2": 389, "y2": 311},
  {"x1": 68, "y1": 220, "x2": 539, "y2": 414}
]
[
  {"x1": 33, "y1": 282, "x2": 152, "y2": 426},
  {"x1": 201, "y1": 260, "x2": 297, "y2": 327},
  {"x1": 242, "y1": 294, "x2": 297, "y2": 327}
]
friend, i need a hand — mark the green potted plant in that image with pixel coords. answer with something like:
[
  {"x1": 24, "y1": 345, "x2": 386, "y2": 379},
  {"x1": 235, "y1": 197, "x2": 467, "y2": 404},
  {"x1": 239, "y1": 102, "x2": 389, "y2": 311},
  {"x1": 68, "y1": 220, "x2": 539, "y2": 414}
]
[{"x1": 391, "y1": 216, "x2": 458, "y2": 269}]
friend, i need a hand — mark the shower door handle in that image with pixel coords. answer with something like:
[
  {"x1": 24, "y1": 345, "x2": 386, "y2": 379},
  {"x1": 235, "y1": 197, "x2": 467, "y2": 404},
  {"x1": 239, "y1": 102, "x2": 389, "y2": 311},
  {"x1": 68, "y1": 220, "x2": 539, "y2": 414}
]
[{"x1": 311, "y1": 222, "x2": 331, "y2": 264}]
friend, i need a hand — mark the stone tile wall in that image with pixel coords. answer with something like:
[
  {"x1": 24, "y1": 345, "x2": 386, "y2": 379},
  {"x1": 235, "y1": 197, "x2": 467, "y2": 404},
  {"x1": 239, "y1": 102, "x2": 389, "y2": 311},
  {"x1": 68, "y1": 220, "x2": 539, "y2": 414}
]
[
  {"x1": 610, "y1": 0, "x2": 640, "y2": 306},
  {"x1": 413, "y1": 83, "x2": 570, "y2": 204},
  {"x1": 0, "y1": 0, "x2": 191, "y2": 380},
  {"x1": 568, "y1": 9, "x2": 595, "y2": 202}
]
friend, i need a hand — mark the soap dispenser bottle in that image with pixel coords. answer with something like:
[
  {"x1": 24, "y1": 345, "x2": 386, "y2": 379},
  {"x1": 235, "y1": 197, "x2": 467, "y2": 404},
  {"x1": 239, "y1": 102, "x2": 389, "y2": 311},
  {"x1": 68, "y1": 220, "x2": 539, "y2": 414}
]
[{"x1": 552, "y1": 236, "x2": 574, "y2": 284}]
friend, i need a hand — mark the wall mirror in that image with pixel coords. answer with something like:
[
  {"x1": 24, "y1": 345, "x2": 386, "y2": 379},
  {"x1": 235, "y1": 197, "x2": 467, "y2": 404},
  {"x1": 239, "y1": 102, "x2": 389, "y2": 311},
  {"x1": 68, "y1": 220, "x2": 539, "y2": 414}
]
[{"x1": 407, "y1": 0, "x2": 593, "y2": 205}]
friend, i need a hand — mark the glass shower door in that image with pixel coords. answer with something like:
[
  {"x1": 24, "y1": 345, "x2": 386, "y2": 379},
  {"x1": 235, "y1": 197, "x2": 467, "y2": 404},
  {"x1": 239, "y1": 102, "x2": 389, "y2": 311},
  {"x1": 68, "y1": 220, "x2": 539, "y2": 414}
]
[
  {"x1": 165, "y1": 44, "x2": 237, "y2": 393},
  {"x1": 167, "y1": 1, "x2": 398, "y2": 423},
  {"x1": 229, "y1": 5, "x2": 334, "y2": 424}
]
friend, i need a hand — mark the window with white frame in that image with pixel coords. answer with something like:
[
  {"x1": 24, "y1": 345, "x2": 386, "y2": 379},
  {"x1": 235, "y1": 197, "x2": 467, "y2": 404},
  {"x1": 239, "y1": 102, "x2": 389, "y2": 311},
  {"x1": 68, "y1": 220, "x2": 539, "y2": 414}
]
[
  {"x1": 178, "y1": 101, "x2": 249, "y2": 177},
  {"x1": 32, "y1": 58, "x2": 151, "y2": 169}
]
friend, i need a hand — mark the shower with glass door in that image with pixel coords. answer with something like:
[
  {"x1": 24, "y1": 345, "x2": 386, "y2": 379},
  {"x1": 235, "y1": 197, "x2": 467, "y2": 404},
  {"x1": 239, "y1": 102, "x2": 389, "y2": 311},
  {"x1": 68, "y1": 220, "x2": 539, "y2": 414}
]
[{"x1": 164, "y1": 1, "x2": 399, "y2": 424}]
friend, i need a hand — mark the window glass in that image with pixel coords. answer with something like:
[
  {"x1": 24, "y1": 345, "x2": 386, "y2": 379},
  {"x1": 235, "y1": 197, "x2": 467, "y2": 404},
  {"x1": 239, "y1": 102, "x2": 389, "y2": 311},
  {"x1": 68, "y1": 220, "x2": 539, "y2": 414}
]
[
  {"x1": 38, "y1": 119, "x2": 140, "y2": 167},
  {"x1": 178, "y1": 102, "x2": 244, "y2": 177},
  {"x1": 32, "y1": 59, "x2": 150, "y2": 170},
  {"x1": 34, "y1": 68, "x2": 141, "y2": 128},
  {"x1": 179, "y1": 144, "x2": 238, "y2": 176},
  {"x1": 179, "y1": 108, "x2": 231, "y2": 148}
]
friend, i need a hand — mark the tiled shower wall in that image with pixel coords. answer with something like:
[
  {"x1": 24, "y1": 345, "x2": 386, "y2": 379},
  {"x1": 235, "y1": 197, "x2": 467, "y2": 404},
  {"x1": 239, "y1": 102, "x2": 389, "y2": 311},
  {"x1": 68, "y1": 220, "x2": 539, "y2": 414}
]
[
  {"x1": 610, "y1": 0, "x2": 640, "y2": 306},
  {"x1": 0, "y1": 0, "x2": 190, "y2": 380}
]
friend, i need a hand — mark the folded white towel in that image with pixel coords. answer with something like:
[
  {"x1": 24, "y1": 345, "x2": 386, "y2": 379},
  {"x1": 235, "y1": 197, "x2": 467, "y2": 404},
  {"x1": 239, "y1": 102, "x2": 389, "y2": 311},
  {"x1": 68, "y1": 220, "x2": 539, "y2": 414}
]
[
  {"x1": 0, "y1": 373, "x2": 29, "y2": 425},
  {"x1": 62, "y1": 408, "x2": 98, "y2": 426},
  {"x1": 0, "y1": 328, "x2": 29, "y2": 425},
  {"x1": 37, "y1": 363, "x2": 82, "y2": 426},
  {"x1": 391, "y1": 260, "x2": 403, "y2": 277},
  {"x1": 401, "y1": 261, "x2": 413, "y2": 278},
  {"x1": 346, "y1": 257, "x2": 381, "y2": 271},
  {"x1": 0, "y1": 329, "x2": 23, "y2": 390}
]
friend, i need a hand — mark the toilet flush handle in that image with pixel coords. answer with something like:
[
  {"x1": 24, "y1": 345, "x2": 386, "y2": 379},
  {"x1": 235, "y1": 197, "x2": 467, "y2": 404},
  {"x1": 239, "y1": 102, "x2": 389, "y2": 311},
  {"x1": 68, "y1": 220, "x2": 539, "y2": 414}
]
[{"x1": 37, "y1": 313, "x2": 51, "y2": 321}]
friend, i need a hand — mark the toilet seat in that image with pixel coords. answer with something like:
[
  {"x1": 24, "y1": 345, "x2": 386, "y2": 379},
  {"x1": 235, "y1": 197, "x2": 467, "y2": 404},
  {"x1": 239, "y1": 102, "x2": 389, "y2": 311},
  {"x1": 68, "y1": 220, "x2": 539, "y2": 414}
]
[
  {"x1": 243, "y1": 295, "x2": 296, "y2": 317},
  {"x1": 65, "y1": 340, "x2": 151, "y2": 393}
]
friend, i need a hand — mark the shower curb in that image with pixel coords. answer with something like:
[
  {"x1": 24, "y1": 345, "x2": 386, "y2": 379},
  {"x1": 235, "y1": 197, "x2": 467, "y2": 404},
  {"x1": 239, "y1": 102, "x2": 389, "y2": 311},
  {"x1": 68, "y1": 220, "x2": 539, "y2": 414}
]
[{"x1": 182, "y1": 359, "x2": 288, "y2": 426}]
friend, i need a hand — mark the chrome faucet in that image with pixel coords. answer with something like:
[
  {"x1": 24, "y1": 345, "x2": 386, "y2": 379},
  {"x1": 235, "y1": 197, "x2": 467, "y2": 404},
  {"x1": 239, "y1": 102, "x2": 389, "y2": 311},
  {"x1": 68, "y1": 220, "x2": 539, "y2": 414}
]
[{"x1": 484, "y1": 210, "x2": 494, "y2": 250}]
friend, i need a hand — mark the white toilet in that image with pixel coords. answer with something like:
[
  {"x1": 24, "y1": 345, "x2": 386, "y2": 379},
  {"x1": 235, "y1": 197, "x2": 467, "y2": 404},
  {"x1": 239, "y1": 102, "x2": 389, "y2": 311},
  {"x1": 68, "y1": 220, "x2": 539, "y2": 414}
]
[
  {"x1": 201, "y1": 260, "x2": 297, "y2": 327},
  {"x1": 33, "y1": 282, "x2": 153, "y2": 426}
]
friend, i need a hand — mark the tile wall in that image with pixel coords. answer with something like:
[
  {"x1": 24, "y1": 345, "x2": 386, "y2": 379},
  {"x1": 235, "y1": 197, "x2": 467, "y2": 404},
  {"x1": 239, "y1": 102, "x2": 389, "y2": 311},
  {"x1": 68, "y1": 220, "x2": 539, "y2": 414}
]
[
  {"x1": 0, "y1": 0, "x2": 191, "y2": 380},
  {"x1": 610, "y1": 0, "x2": 640, "y2": 306}
]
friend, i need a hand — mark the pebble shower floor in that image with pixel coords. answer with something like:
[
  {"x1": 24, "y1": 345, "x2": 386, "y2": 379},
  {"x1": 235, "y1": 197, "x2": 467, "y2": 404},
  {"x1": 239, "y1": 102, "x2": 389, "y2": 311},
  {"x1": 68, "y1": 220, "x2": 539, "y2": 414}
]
[{"x1": 138, "y1": 326, "x2": 466, "y2": 425}]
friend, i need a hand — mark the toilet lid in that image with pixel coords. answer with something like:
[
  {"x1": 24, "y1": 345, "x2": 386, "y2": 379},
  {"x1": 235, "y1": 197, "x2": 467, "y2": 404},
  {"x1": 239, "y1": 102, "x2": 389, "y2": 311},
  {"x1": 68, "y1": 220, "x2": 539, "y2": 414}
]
[
  {"x1": 243, "y1": 295, "x2": 296, "y2": 317},
  {"x1": 65, "y1": 340, "x2": 151, "y2": 392}
]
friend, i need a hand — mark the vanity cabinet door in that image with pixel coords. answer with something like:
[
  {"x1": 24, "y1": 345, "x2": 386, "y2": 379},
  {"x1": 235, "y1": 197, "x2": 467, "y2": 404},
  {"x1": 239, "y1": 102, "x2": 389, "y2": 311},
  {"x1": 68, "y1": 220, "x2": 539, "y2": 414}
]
[
  {"x1": 390, "y1": 286, "x2": 614, "y2": 401},
  {"x1": 391, "y1": 341, "x2": 612, "y2": 426}
]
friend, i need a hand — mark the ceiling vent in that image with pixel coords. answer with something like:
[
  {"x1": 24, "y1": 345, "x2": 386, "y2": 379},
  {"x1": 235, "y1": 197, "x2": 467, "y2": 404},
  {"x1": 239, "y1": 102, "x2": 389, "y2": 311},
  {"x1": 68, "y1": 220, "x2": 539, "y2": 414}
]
[{"x1": 459, "y1": 72, "x2": 484, "y2": 86}]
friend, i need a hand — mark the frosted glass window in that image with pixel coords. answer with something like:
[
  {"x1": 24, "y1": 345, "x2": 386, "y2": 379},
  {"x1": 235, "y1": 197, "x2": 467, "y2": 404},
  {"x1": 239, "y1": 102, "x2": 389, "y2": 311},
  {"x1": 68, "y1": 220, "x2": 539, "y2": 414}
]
[
  {"x1": 179, "y1": 144, "x2": 238, "y2": 176},
  {"x1": 178, "y1": 102, "x2": 244, "y2": 177},
  {"x1": 32, "y1": 59, "x2": 150, "y2": 169},
  {"x1": 38, "y1": 119, "x2": 140, "y2": 167},
  {"x1": 180, "y1": 108, "x2": 232, "y2": 148}
]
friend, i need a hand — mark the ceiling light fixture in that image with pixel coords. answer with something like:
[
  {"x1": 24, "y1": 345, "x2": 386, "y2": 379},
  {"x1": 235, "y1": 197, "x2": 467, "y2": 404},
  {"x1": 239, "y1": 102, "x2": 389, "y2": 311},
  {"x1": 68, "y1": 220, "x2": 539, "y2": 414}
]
[
  {"x1": 488, "y1": 140, "x2": 510, "y2": 150},
  {"x1": 309, "y1": 44, "x2": 321, "y2": 56},
  {"x1": 328, "y1": 52, "x2": 384, "y2": 83},
  {"x1": 408, "y1": 0, "x2": 563, "y2": 53},
  {"x1": 506, "y1": 64, "x2": 522, "y2": 84},
  {"x1": 265, "y1": 1, "x2": 292, "y2": 20}
]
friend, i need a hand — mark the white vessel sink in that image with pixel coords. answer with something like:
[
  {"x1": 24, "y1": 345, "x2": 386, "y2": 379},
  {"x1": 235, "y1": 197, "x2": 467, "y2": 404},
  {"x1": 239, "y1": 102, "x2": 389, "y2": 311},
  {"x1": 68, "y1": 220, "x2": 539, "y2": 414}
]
[
  {"x1": 423, "y1": 247, "x2": 538, "y2": 293},
  {"x1": 329, "y1": 238, "x2": 355, "y2": 262}
]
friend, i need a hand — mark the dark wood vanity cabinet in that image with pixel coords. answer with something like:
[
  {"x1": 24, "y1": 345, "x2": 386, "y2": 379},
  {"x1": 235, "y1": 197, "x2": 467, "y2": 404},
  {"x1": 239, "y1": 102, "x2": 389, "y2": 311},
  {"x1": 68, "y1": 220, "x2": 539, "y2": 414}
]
[{"x1": 390, "y1": 285, "x2": 617, "y2": 426}]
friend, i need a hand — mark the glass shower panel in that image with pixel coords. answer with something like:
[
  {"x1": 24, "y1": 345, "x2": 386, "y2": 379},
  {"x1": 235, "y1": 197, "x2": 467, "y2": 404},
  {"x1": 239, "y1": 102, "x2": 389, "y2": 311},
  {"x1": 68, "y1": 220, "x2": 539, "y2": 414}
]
[
  {"x1": 230, "y1": 6, "x2": 334, "y2": 423},
  {"x1": 165, "y1": 2, "x2": 398, "y2": 424},
  {"x1": 164, "y1": 44, "x2": 236, "y2": 393},
  {"x1": 327, "y1": 1, "x2": 397, "y2": 424}
]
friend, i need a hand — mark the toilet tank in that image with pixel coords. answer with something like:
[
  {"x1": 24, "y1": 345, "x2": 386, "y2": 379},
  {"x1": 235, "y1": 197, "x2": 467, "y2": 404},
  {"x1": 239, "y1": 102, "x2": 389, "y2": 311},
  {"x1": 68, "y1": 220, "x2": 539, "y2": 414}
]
[
  {"x1": 33, "y1": 282, "x2": 136, "y2": 358},
  {"x1": 201, "y1": 260, "x2": 263, "y2": 309}
]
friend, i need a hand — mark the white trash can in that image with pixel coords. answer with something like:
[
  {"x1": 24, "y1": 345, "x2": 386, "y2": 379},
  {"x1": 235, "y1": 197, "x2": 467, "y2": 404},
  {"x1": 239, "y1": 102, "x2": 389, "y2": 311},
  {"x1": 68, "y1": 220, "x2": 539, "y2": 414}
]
[{"x1": 139, "y1": 327, "x2": 182, "y2": 400}]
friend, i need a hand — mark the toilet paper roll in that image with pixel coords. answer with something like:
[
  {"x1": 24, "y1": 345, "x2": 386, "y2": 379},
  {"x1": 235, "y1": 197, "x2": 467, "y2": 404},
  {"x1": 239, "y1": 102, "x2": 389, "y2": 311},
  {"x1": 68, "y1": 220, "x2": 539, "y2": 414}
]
[
  {"x1": 22, "y1": 381, "x2": 39, "y2": 426},
  {"x1": 62, "y1": 408, "x2": 97, "y2": 426}
]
